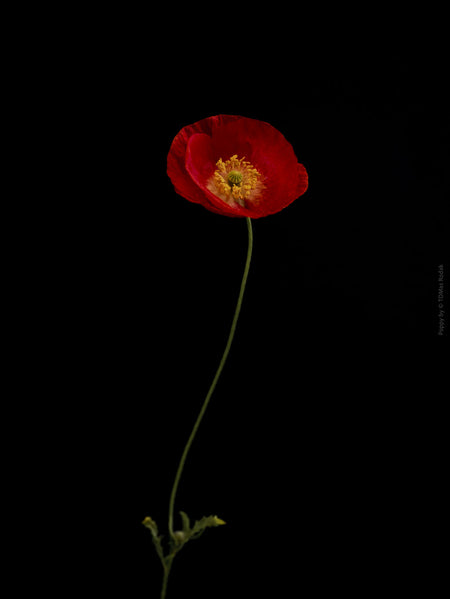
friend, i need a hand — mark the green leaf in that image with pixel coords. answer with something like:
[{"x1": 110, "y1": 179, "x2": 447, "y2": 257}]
[
  {"x1": 179, "y1": 511, "x2": 191, "y2": 535},
  {"x1": 191, "y1": 515, "x2": 226, "y2": 539},
  {"x1": 142, "y1": 516, "x2": 164, "y2": 562},
  {"x1": 142, "y1": 516, "x2": 158, "y2": 536}
]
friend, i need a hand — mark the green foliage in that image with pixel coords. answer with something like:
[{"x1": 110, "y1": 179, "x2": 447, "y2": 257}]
[
  {"x1": 189, "y1": 514, "x2": 226, "y2": 540},
  {"x1": 143, "y1": 512, "x2": 225, "y2": 566},
  {"x1": 142, "y1": 516, "x2": 164, "y2": 562}
]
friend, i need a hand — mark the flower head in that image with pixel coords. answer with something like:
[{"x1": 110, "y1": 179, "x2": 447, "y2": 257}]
[{"x1": 167, "y1": 115, "x2": 308, "y2": 218}]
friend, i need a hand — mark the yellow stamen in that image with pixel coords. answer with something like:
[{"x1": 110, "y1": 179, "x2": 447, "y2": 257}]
[{"x1": 208, "y1": 154, "x2": 264, "y2": 208}]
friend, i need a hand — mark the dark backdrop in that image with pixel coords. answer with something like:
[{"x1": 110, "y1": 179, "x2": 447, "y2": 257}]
[{"x1": 57, "y1": 33, "x2": 447, "y2": 599}]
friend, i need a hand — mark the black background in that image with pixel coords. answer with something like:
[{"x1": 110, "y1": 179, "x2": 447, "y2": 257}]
[{"x1": 40, "y1": 22, "x2": 448, "y2": 599}]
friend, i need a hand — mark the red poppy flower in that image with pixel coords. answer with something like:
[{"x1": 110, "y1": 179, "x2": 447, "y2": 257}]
[{"x1": 167, "y1": 114, "x2": 308, "y2": 218}]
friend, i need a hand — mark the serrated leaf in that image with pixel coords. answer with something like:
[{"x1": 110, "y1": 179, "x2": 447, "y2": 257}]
[{"x1": 191, "y1": 515, "x2": 226, "y2": 539}]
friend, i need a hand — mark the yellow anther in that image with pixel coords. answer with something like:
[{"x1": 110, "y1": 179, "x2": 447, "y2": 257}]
[{"x1": 208, "y1": 155, "x2": 264, "y2": 207}]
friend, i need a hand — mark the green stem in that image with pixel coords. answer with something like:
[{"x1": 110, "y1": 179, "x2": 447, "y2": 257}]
[
  {"x1": 168, "y1": 217, "x2": 253, "y2": 538},
  {"x1": 160, "y1": 558, "x2": 173, "y2": 599}
]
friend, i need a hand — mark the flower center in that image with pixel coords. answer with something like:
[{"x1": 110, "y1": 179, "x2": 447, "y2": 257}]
[
  {"x1": 208, "y1": 155, "x2": 264, "y2": 207},
  {"x1": 227, "y1": 170, "x2": 243, "y2": 186}
]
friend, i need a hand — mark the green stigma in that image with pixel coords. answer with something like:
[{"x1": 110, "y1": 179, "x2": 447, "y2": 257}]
[{"x1": 227, "y1": 170, "x2": 243, "y2": 186}]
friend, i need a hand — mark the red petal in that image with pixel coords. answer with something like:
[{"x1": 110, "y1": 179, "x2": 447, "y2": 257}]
[
  {"x1": 167, "y1": 115, "x2": 245, "y2": 214},
  {"x1": 209, "y1": 117, "x2": 306, "y2": 217},
  {"x1": 184, "y1": 132, "x2": 251, "y2": 217},
  {"x1": 167, "y1": 115, "x2": 308, "y2": 218},
  {"x1": 295, "y1": 162, "x2": 309, "y2": 198}
]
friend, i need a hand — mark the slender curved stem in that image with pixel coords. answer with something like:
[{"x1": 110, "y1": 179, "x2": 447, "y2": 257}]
[{"x1": 168, "y1": 217, "x2": 253, "y2": 538}]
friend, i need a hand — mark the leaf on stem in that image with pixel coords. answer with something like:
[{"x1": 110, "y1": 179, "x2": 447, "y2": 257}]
[
  {"x1": 143, "y1": 512, "x2": 226, "y2": 566},
  {"x1": 179, "y1": 511, "x2": 191, "y2": 535},
  {"x1": 142, "y1": 516, "x2": 164, "y2": 561},
  {"x1": 190, "y1": 515, "x2": 226, "y2": 540}
]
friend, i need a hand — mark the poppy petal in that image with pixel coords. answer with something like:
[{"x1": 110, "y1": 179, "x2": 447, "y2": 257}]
[
  {"x1": 185, "y1": 133, "x2": 250, "y2": 217},
  {"x1": 167, "y1": 115, "x2": 308, "y2": 218},
  {"x1": 167, "y1": 115, "x2": 243, "y2": 208}
]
